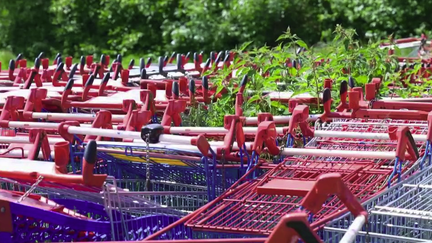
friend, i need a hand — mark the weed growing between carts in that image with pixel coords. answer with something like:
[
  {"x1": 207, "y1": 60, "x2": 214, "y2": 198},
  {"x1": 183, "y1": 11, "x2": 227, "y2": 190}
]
[{"x1": 197, "y1": 26, "x2": 420, "y2": 127}]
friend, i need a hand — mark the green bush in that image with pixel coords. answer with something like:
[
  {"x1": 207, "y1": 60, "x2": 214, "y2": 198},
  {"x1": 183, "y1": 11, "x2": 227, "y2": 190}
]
[{"x1": 193, "y1": 26, "x2": 401, "y2": 127}]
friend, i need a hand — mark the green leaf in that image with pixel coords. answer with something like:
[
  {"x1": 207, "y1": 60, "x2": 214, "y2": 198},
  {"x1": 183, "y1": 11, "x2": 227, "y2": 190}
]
[
  {"x1": 343, "y1": 39, "x2": 350, "y2": 51},
  {"x1": 239, "y1": 41, "x2": 253, "y2": 51},
  {"x1": 247, "y1": 94, "x2": 261, "y2": 105},
  {"x1": 215, "y1": 85, "x2": 225, "y2": 96},
  {"x1": 289, "y1": 67, "x2": 298, "y2": 77},
  {"x1": 271, "y1": 101, "x2": 286, "y2": 109},
  {"x1": 296, "y1": 40, "x2": 308, "y2": 50},
  {"x1": 355, "y1": 75, "x2": 368, "y2": 85}
]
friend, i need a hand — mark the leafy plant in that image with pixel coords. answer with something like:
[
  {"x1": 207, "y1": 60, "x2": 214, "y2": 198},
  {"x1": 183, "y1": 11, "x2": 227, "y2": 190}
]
[{"x1": 199, "y1": 26, "x2": 402, "y2": 126}]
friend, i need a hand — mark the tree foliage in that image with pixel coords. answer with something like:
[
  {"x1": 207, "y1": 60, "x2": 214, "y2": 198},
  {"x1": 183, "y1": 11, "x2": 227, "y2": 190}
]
[{"x1": 0, "y1": 0, "x2": 430, "y2": 57}]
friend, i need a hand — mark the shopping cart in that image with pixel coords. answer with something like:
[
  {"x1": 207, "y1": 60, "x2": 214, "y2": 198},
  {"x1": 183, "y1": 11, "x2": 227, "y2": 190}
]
[
  {"x1": 80, "y1": 122, "x2": 255, "y2": 199},
  {"x1": 345, "y1": 78, "x2": 432, "y2": 110},
  {"x1": 162, "y1": 108, "x2": 425, "y2": 237},
  {"x1": 0, "y1": 106, "x2": 256, "y2": 178},
  {"x1": 0, "y1": 140, "x2": 214, "y2": 242},
  {"x1": 323, "y1": 158, "x2": 432, "y2": 242},
  {"x1": 380, "y1": 35, "x2": 432, "y2": 61},
  {"x1": 0, "y1": 177, "x2": 193, "y2": 242},
  {"x1": 0, "y1": 119, "x2": 251, "y2": 199},
  {"x1": 141, "y1": 173, "x2": 368, "y2": 242}
]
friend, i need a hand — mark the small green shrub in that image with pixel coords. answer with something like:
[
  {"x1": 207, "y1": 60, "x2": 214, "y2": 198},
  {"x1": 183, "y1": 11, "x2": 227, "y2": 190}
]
[{"x1": 199, "y1": 26, "x2": 403, "y2": 127}]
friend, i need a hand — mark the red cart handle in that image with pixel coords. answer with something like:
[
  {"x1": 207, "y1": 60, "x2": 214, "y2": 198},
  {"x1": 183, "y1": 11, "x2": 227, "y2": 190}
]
[
  {"x1": 0, "y1": 96, "x2": 25, "y2": 121},
  {"x1": 285, "y1": 105, "x2": 313, "y2": 138},
  {"x1": 218, "y1": 115, "x2": 246, "y2": 154},
  {"x1": 301, "y1": 173, "x2": 368, "y2": 218},
  {"x1": 83, "y1": 110, "x2": 113, "y2": 142},
  {"x1": 252, "y1": 121, "x2": 279, "y2": 155},
  {"x1": 322, "y1": 88, "x2": 429, "y2": 121},
  {"x1": 336, "y1": 80, "x2": 349, "y2": 112},
  {"x1": 23, "y1": 88, "x2": 48, "y2": 120},
  {"x1": 7, "y1": 59, "x2": 16, "y2": 81},
  {"x1": 265, "y1": 212, "x2": 323, "y2": 243},
  {"x1": 0, "y1": 140, "x2": 106, "y2": 188},
  {"x1": 388, "y1": 126, "x2": 419, "y2": 160},
  {"x1": 27, "y1": 129, "x2": 51, "y2": 161}
]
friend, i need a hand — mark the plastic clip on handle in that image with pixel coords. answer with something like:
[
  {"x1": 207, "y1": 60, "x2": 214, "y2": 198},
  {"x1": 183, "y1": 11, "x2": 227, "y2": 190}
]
[{"x1": 140, "y1": 124, "x2": 210, "y2": 156}]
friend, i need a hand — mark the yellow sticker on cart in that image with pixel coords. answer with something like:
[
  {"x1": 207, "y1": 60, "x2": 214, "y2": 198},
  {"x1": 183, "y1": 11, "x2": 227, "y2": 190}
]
[{"x1": 107, "y1": 153, "x2": 187, "y2": 166}]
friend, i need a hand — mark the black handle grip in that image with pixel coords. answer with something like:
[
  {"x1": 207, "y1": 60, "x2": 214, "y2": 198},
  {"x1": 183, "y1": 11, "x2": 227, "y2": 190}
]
[
  {"x1": 16, "y1": 53, "x2": 23, "y2": 61},
  {"x1": 210, "y1": 51, "x2": 216, "y2": 62},
  {"x1": 340, "y1": 80, "x2": 348, "y2": 95},
  {"x1": 55, "y1": 62, "x2": 64, "y2": 74},
  {"x1": 34, "y1": 58, "x2": 41, "y2": 69},
  {"x1": 189, "y1": 79, "x2": 195, "y2": 93},
  {"x1": 215, "y1": 52, "x2": 223, "y2": 63},
  {"x1": 240, "y1": 74, "x2": 248, "y2": 87},
  {"x1": 68, "y1": 63, "x2": 78, "y2": 79},
  {"x1": 158, "y1": 56, "x2": 164, "y2": 74},
  {"x1": 323, "y1": 88, "x2": 331, "y2": 104},
  {"x1": 203, "y1": 58, "x2": 211, "y2": 68},
  {"x1": 296, "y1": 47, "x2": 305, "y2": 55},
  {"x1": 8, "y1": 59, "x2": 15, "y2": 71},
  {"x1": 146, "y1": 57, "x2": 152, "y2": 66},
  {"x1": 285, "y1": 221, "x2": 321, "y2": 243},
  {"x1": 163, "y1": 56, "x2": 168, "y2": 63},
  {"x1": 57, "y1": 56, "x2": 63, "y2": 65},
  {"x1": 84, "y1": 140, "x2": 97, "y2": 164},
  {"x1": 129, "y1": 59, "x2": 135, "y2": 68},
  {"x1": 225, "y1": 50, "x2": 230, "y2": 58},
  {"x1": 37, "y1": 52, "x2": 44, "y2": 59},
  {"x1": 100, "y1": 54, "x2": 106, "y2": 65},
  {"x1": 109, "y1": 60, "x2": 115, "y2": 72},
  {"x1": 185, "y1": 52, "x2": 191, "y2": 60},
  {"x1": 202, "y1": 76, "x2": 209, "y2": 90},
  {"x1": 113, "y1": 61, "x2": 121, "y2": 79},
  {"x1": 80, "y1": 56, "x2": 85, "y2": 66},
  {"x1": 116, "y1": 54, "x2": 122, "y2": 63},
  {"x1": 169, "y1": 52, "x2": 176, "y2": 61},
  {"x1": 102, "y1": 72, "x2": 110, "y2": 84},
  {"x1": 172, "y1": 81, "x2": 179, "y2": 97},
  {"x1": 405, "y1": 130, "x2": 419, "y2": 159},
  {"x1": 176, "y1": 53, "x2": 182, "y2": 71},
  {"x1": 139, "y1": 58, "x2": 145, "y2": 71},
  {"x1": 193, "y1": 52, "x2": 198, "y2": 62},
  {"x1": 64, "y1": 78, "x2": 74, "y2": 91},
  {"x1": 85, "y1": 74, "x2": 95, "y2": 87},
  {"x1": 27, "y1": 70, "x2": 38, "y2": 88},
  {"x1": 348, "y1": 76, "x2": 355, "y2": 88},
  {"x1": 292, "y1": 60, "x2": 297, "y2": 69},
  {"x1": 401, "y1": 59, "x2": 407, "y2": 70},
  {"x1": 140, "y1": 68, "x2": 147, "y2": 79},
  {"x1": 223, "y1": 53, "x2": 230, "y2": 63},
  {"x1": 54, "y1": 53, "x2": 61, "y2": 61}
]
